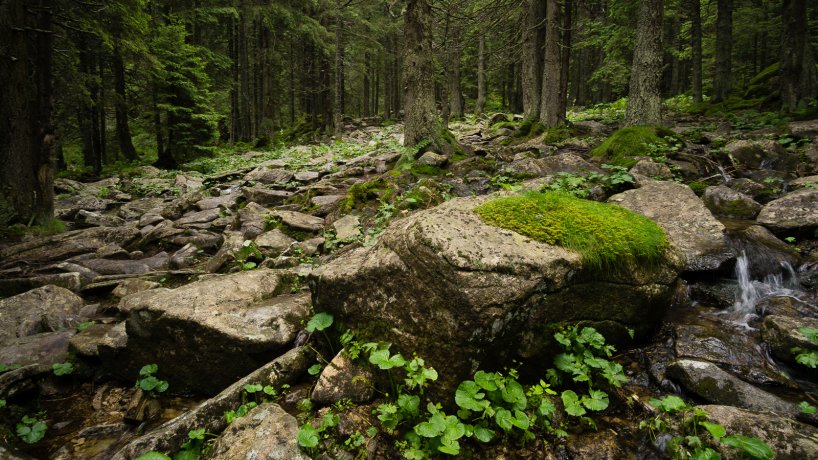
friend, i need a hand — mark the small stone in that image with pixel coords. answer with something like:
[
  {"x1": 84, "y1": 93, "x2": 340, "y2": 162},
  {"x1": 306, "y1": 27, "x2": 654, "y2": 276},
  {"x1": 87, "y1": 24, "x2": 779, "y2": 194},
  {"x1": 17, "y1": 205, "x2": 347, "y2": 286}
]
[
  {"x1": 311, "y1": 351, "x2": 375, "y2": 405},
  {"x1": 112, "y1": 279, "x2": 161, "y2": 299},
  {"x1": 332, "y1": 215, "x2": 361, "y2": 242},
  {"x1": 417, "y1": 151, "x2": 449, "y2": 167},
  {"x1": 271, "y1": 210, "x2": 325, "y2": 232},
  {"x1": 294, "y1": 170, "x2": 321, "y2": 182}
]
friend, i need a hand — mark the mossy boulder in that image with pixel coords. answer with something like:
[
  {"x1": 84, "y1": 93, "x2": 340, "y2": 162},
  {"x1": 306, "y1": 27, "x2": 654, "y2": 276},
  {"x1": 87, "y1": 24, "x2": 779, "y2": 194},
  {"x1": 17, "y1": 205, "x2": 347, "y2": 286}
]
[
  {"x1": 590, "y1": 126, "x2": 679, "y2": 168},
  {"x1": 702, "y1": 185, "x2": 762, "y2": 219},
  {"x1": 310, "y1": 195, "x2": 683, "y2": 393}
]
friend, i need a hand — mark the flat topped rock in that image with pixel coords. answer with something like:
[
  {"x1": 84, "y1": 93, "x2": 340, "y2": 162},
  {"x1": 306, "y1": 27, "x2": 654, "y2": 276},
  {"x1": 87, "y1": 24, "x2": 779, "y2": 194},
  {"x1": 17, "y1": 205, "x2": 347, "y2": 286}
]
[
  {"x1": 0, "y1": 285, "x2": 84, "y2": 346},
  {"x1": 609, "y1": 180, "x2": 732, "y2": 272},
  {"x1": 756, "y1": 188, "x2": 818, "y2": 232},
  {"x1": 271, "y1": 210, "x2": 325, "y2": 232},
  {"x1": 110, "y1": 270, "x2": 311, "y2": 394}
]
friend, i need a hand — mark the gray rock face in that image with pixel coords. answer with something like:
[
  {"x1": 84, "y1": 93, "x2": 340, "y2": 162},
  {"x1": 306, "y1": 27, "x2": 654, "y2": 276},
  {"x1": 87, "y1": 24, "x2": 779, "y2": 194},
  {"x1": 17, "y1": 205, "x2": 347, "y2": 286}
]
[
  {"x1": 699, "y1": 405, "x2": 818, "y2": 459},
  {"x1": 271, "y1": 210, "x2": 325, "y2": 233},
  {"x1": 110, "y1": 271, "x2": 309, "y2": 394},
  {"x1": 756, "y1": 189, "x2": 818, "y2": 232},
  {"x1": 161, "y1": 190, "x2": 207, "y2": 220},
  {"x1": 311, "y1": 196, "x2": 682, "y2": 392},
  {"x1": 238, "y1": 202, "x2": 271, "y2": 239},
  {"x1": 507, "y1": 153, "x2": 602, "y2": 178},
  {"x1": 789, "y1": 119, "x2": 818, "y2": 138},
  {"x1": 255, "y1": 229, "x2": 296, "y2": 257},
  {"x1": 667, "y1": 359, "x2": 797, "y2": 415},
  {"x1": 311, "y1": 351, "x2": 375, "y2": 405},
  {"x1": 244, "y1": 167, "x2": 294, "y2": 185},
  {"x1": 206, "y1": 403, "x2": 310, "y2": 460},
  {"x1": 702, "y1": 185, "x2": 762, "y2": 219},
  {"x1": 0, "y1": 331, "x2": 73, "y2": 366},
  {"x1": 609, "y1": 181, "x2": 733, "y2": 272},
  {"x1": 725, "y1": 140, "x2": 781, "y2": 170},
  {"x1": 0, "y1": 285, "x2": 84, "y2": 346},
  {"x1": 242, "y1": 187, "x2": 293, "y2": 206},
  {"x1": 630, "y1": 159, "x2": 673, "y2": 180},
  {"x1": 332, "y1": 215, "x2": 361, "y2": 242},
  {"x1": 77, "y1": 252, "x2": 170, "y2": 276},
  {"x1": 417, "y1": 151, "x2": 449, "y2": 167}
]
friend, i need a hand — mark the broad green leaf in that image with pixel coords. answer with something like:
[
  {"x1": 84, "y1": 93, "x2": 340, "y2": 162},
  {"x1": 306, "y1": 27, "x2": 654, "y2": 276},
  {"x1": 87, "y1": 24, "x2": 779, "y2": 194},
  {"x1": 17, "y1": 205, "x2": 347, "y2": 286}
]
[
  {"x1": 494, "y1": 408, "x2": 514, "y2": 432},
  {"x1": 173, "y1": 449, "x2": 199, "y2": 460},
  {"x1": 140, "y1": 376, "x2": 160, "y2": 391},
  {"x1": 538, "y1": 398, "x2": 556, "y2": 417},
  {"x1": 455, "y1": 381, "x2": 489, "y2": 412},
  {"x1": 415, "y1": 413, "x2": 446, "y2": 437},
  {"x1": 297, "y1": 423, "x2": 319, "y2": 448},
  {"x1": 561, "y1": 390, "x2": 586, "y2": 417},
  {"x1": 510, "y1": 410, "x2": 530, "y2": 430},
  {"x1": 720, "y1": 435, "x2": 773, "y2": 460},
  {"x1": 243, "y1": 383, "x2": 263, "y2": 393},
  {"x1": 397, "y1": 394, "x2": 420, "y2": 418},
  {"x1": 139, "y1": 364, "x2": 158, "y2": 376},
  {"x1": 16, "y1": 421, "x2": 46, "y2": 444},
  {"x1": 52, "y1": 362, "x2": 74, "y2": 376},
  {"x1": 474, "y1": 370, "x2": 500, "y2": 391},
  {"x1": 473, "y1": 424, "x2": 495, "y2": 442},
  {"x1": 691, "y1": 447, "x2": 721, "y2": 460},
  {"x1": 308, "y1": 364, "x2": 322, "y2": 375},
  {"x1": 306, "y1": 312, "x2": 333, "y2": 332},
  {"x1": 582, "y1": 389, "x2": 610, "y2": 411},
  {"x1": 501, "y1": 379, "x2": 527, "y2": 410},
  {"x1": 442, "y1": 415, "x2": 466, "y2": 441},
  {"x1": 438, "y1": 438, "x2": 460, "y2": 455},
  {"x1": 699, "y1": 421, "x2": 726, "y2": 440},
  {"x1": 650, "y1": 395, "x2": 688, "y2": 413},
  {"x1": 799, "y1": 401, "x2": 817, "y2": 414},
  {"x1": 135, "y1": 453, "x2": 172, "y2": 460},
  {"x1": 188, "y1": 428, "x2": 205, "y2": 440}
]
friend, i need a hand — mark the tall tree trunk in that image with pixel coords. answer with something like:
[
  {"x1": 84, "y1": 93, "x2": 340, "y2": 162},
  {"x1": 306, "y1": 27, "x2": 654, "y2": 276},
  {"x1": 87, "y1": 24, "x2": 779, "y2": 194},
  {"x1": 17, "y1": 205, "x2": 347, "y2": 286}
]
[
  {"x1": 112, "y1": 42, "x2": 137, "y2": 161},
  {"x1": 449, "y1": 26, "x2": 464, "y2": 120},
  {"x1": 540, "y1": 0, "x2": 564, "y2": 128},
  {"x1": 688, "y1": 0, "x2": 703, "y2": 103},
  {"x1": 475, "y1": 33, "x2": 487, "y2": 115},
  {"x1": 333, "y1": 0, "x2": 344, "y2": 132},
  {"x1": 558, "y1": 0, "x2": 572, "y2": 116},
  {"x1": 625, "y1": 0, "x2": 664, "y2": 126},
  {"x1": 0, "y1": 0, "x2": 55, "y2": 225},
  {"x1": 713, "y1": 0, "x2": 733, "y2": 103},
  {"x1": 781, "y1": 0, "x2": 806, "y2": 112},
  {"x1": 522, "y1": 0, "x2": 546, "y2": 119},
  {"x1": 403, "y1": 0, "x2": 448, "y2": 151},
  {"x1": 363, "y1": 52, "x2": 371, "y2": 117},
  {"x1": 230, "y1": 15, "x2": 240, "y2": 142},
  {"x1": 98, "y1": 55, "x2": 107, "y2": 164}
]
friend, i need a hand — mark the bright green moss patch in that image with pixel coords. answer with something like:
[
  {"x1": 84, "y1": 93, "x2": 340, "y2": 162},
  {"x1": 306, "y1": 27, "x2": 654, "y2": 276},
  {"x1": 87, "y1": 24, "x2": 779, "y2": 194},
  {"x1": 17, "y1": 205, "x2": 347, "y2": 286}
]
[
  {"x1": 474, "y1": 192, "x2": 669, "y2": 271},
  {"x1": 341, "y1": 178, "x2": 393, "y2": 212},
  {"x1": 590, "y1": 126, "x2": 679, "y2": 168}
]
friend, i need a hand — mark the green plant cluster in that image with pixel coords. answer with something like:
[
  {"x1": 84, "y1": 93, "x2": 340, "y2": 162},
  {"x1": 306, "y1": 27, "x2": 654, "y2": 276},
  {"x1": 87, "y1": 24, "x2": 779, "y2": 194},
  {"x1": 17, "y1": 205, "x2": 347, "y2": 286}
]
[
  {"x1": 474, "y1": 192, "x2": 669, "y2": 271},
  {"x1": 297, "y1": 317, "x2": 629, "y2": 459},
  {"x1": 542, "y1": 164, "x2": 634, "y2": 198},
  {"x1": 135, "y1": 428, "x2": 216, "y2": 460},
  {"x1": 590, "y1": 126, "x2": 681, "y2": 168},
  {"x1": 136, "y1": 364, "x2": 169, "y2": 395},
  {"x1": 234, "y1": 239, "x2": 264, "y2": 271},
  {"x1": 791, "y1": 326, "x2": 818, "y2": 414},
  {"x1": 224, "y1": 382, "x2": 290, "y2": 424},
  {"x1": 641, "y1": 395, "x2": 773, "y2": 460},
  {"x1": 567, "y1": 97, "x2": 628, "y2": 124}
]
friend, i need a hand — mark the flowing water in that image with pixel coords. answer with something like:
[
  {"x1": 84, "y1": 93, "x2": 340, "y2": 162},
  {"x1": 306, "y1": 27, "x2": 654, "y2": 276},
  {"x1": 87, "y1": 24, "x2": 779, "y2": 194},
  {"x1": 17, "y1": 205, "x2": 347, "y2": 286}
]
[{"x1": 727, "y1": 251, "x2": 804, "y2": 328}]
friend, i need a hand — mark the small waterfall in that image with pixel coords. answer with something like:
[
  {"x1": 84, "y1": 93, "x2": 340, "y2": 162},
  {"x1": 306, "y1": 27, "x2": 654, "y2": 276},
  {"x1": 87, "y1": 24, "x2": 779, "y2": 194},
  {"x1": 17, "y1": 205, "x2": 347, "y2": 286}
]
[
  {"x1": 717, "y1": 165, "x2": 732, "y2": 183},
  {"x1": 730, "y1": 251, "x2": 804, "y2": 328}
]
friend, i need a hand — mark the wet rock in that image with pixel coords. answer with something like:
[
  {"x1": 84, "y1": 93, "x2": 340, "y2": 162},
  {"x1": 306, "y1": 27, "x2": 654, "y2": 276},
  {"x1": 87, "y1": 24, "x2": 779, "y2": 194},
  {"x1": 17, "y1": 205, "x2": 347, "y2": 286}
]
[
  {"x1": 161, "y1": 190, "x2": 207, "y2": 221},
  {"x1": 242, "y1": 187, "x2": 293, "y2": 206},
  {"x1": 565, "y1": 430, "x2": 623, "y2": 460},
  {"x1": 0, "y1": 285, "x2": 84, "y2": 345},
  {"x1": 756, "y1": 296, "x2": 818, "y2": 318},
  {"x1": 417, "y1": 151, "x2": 449, "y2": 167},
  {"x1": 332, "y1": 214, "x2": 361, "y2": 242},
  {"x1": 700, "y1": 405, "x2": 818, "y2": 459},
  {"x1": 255, "y1": 229, "x2": 296, "y2": 257},
  {"x1": 311, "y1": 351, "x2": 375, "y2": 405},
  {"x1": 0, "y1": 331, "x2": 73, "y2": 366},
  {"x1": 205, "y1": 403, "x2": 309, "y2": 460},
  {"x1": 170, "y1": 244, "x2": 200, "y2": 269},
  {"x1": 757, "y1": 189, "x2": 818, "y2": 233},
  {"x1": 728, "y1": 178, "x2": 765, "y2": 200},
  {"x1": 51, "y1": 423, "x2": 132, "y2": 460},
  {"x1": 110, "y1": 347, "x2": 312, "y2": 460},
  {"x1": 244, "y1": 167, "x2": 294, "y2": 185},
  {"x1": 69, "y1": 323, "x2": 115, "y2": 358},
  {"x1": 175, "y1": 208, "x2": 221, "y2": 227},
  {"x1": 507, "y1": 153, "x2": 602, "y2": 178},
  {"x1": 110, "y1": 272, "x2": 309, "y2": 393},
  {"x1": 112, "y1": 279, "x2": 161, "y2": 299},
  {"x1": 295, "y1": 170, "x2": 321, "y2": 182},
  {"x1": 610, "y1": 180, "x2": 733, "y2": 272},
  {"x1": 78, "y1": 252, "x2": 170, "y2": 276},
  {"x1": 573, "y1": 120, "x2": 608, "y2": 136},
  {"x1": 76, "y1": 210, "x2": 125, "y2": 228},
  {"x1": 702, "y1": 186, "x2": 762, "y2": 219},
  {"x1": 761, "y1": 315, "x2": 818, "y2": 367},
  {"x1": 311, "y1": 196, "x2": 683, "y2": 393},
  {"x1": 0, "y1": 273, "x2": 84, "y2": 298},
  {"x1": 725, "y1": 140, "x2": 780, "y2": 170},
  {"x1": 271, "y1": 210, "x2": 325, "y2": 233},
  {"x1": 688, "y1": 281, "x2": 737, "y2": 308},
  {"x1": 667, "y1": 359, "x2": 797, "y2": 415},
  {"x1": 630, "y1": 159, "x2": 673, "y2": 180},
  {"x1": 205, "y1": 230, "x2": 244, "y2": 273}
]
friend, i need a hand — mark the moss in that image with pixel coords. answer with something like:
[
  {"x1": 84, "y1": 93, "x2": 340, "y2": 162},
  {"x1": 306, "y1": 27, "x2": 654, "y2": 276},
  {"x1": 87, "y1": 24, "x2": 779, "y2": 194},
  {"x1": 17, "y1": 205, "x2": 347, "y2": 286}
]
[
  {"x1": 341, "y1": 178, "x2": 390, "y2": 213},
  {"x1": 474, "y1": 192, "x2": 669, "y2": 271},
  {"x1": 542, "y1": 126, "x2": 575, "y2": 144},
  {"x1": 590, "y1": 126, "x2": 678, "y2": 168},
  {"x1": 688, "y1": 181, "x2": 708, "y2": 196},
  {"x1": 409, "y1": 163, "x2": 445, "y2": 177}
]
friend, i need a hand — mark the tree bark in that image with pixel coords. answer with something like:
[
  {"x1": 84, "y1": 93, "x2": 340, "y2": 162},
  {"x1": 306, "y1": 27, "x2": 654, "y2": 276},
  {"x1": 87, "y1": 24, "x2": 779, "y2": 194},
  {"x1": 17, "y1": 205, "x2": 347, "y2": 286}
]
[
  {"x1": 403, "y1": 0, "x2": 448, "y2": 152},
  {"x1": 522, "y1": 0, "x2": 546, "y2": 119},
  {"x1": 475, "y1": 33, "x2": 487, "y2": 115},
  {"x1": 363, "y1": 52, "x2": 371, "y2": 117},
  {"x1": 449, "y1": 25, "x2": 464, "y2": 120},
  {"x1": 333, "y1": 0, "x2": 344, "y2": 133},
  {"x1": 713, "y1": 0, "x2": 733, "y2": 102},
  {"x1": 558, "y1": 0, "x2": 572, "y2": 116},
  {"x1": 780, "y1": 0, "x2": 806, "y2": 112},
  {"x1": 540, "y1": 0, "x2": 564, "y2": 128},
  {"x1": 625, "y1": 0, "x2": 664, "y2": 126},
  {"x1": 112, "y1": 41, "x2": 137, "y2": 161},
  {"x1": 688, "y1": 0, "x2": 703, "y2": 103},
  {"x1": 0, "y1": 0, "x2": 55, "y2": 226}
]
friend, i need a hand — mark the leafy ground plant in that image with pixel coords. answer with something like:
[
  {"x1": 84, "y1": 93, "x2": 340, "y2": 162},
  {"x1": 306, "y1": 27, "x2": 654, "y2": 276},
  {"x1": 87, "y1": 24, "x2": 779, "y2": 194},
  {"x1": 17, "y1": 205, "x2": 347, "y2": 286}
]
[
  {"x1": 641, "y1": 395, "x2": 773, "y2": 459},
  {"x1": 136, "y1": 364, "x2": 169, "y2": 395},
  {"x1": 16, "y1": 413, "x2": 47, "y2": 444}
]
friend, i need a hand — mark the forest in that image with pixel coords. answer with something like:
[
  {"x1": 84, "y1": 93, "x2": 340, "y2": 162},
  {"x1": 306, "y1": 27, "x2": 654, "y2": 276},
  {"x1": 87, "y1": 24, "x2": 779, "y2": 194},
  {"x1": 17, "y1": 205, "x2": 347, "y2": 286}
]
[{"x1": 1, "y1": 0, "x2": 818, "y2": 459}]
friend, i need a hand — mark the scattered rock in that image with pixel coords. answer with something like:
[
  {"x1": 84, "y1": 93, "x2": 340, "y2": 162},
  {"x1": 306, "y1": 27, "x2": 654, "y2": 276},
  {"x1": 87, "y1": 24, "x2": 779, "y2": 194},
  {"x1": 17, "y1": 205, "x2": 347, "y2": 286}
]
[
  {"x1": 311, "y1": 351, "x2": 375, "y2": 405},
  {"x1": 69, "y1": 323, "x2": 115, "y2": 358},
  {"x1": 238, "y1": 202, "x2": 271, "y2": 239},
  {"x1": 112, "y1": 279, "x2": 161, "y2": 299},
  {"x1": 756, "y1": 188, "x2": 818, "y2": 232},
  {"x1": 255, "y1": 229, "x2": 296, "y2": 258},
  {"x1": 206, "y1": 403, "x2": 309, "y2": 460},
  {"x1": 244, "y1": 167, "x2": 294, "y2": 185},
  {"x1": 761, "y1": 315, "x2": 818, "y2": 367},
  {"x1": 332, "y1": 214, "x2": 361, "y2": 242},
  {"x1": 0, "y1": 331, "x2": 73, "y2": 366},
  {"x1": 0, "y1": 285, "x2": 84, "y2": 346},
  {"x1": 417, "y1": 151, "x2": 448, "y2": 167},
  {"x1": 630, "y1": 159, "x2": 673, "y2": 180},
  {"x1": 242, "y1": 187, "x2": 293, "y2": 206},
  {"x1": 702, "y1": 185, "x2": 762, "y2": 219},
  {"x1": 170, "y1": 244, "x2": 200, "y2": 269},
  {"x1": 294, "y1": 170, "x2": 321, "y2": 182},
  {"x1": 271, "y1": 210, "x2": 325, "y2": 233}
]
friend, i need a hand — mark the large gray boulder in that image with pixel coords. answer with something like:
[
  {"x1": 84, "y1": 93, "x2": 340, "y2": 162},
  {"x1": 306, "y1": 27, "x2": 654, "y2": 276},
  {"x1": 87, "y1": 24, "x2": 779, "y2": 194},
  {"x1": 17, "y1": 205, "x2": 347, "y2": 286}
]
[
  {"x1": 702, "y1": 185, "x2": 762, "y2": 219},
  {"x1": 310, "y1": 196, "x2": 683, "y2": 391},
  {"x1": 761, "y1": 315, "x2": 818, "y2": 367},
  {"x1": 0, "y1": 285, "x2": 84, "y2": 346},
  {"x1": 105, "y1": 271, "x2": 310, "y2": 394},
  {"x1": 756, "y1": 188, "x2": 818, "y2": 232},
  {"x1": 609, "y1": 181, "x2": 733, "y2": 272}
]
